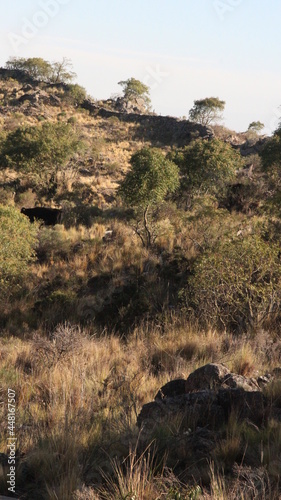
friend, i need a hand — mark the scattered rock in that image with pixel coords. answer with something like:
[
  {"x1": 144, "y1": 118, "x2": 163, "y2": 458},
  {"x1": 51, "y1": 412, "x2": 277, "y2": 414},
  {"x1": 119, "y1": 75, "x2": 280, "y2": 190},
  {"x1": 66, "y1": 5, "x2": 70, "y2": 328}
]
[
  {"x1": 138, "y1": 363, "x2": 281, "y2": 441},
  {"x1": 17, "y1": 89, "x2": 61, "y2": 107},
  {"x1": 136, "y1": 363, "x2": 281, "y2": 484}
]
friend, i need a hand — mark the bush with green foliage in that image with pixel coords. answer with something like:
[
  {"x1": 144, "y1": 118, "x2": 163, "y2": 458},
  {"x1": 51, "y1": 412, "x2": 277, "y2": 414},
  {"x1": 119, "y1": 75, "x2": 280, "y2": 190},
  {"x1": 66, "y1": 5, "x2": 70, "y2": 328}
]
[
  {"x1": 0, "y1": 122, "x2": 84, "y2": 195},
  {"x1": 170, "y1": 138, "x2": 242, "y2": 204},
  {"x1": 190, "y1": 233, "x2": 281, "y2": 331},
  {"x1": 5, "y1": 57, "x2": 52, "y2": 81},
  {"x1": 0, "y1": 205, "x2": 38, "y2": 297},
  {"x1": 259, "y1": 127, "x2": 281, "y2": 214},
  {"x1": 118, "y1": 148, "x2": 179, "y2": 247},
  {"x1": 260, "y1": 127, "x2": 281, "y2": 172},
  {"x1": 62, "y1": 84, "x2": 87, "y2": 106}
]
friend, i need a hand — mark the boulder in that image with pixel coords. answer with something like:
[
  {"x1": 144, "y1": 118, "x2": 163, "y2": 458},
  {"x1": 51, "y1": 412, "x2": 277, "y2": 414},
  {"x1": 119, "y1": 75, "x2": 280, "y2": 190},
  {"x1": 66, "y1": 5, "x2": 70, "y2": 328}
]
[
  {"x1": 137, "y1": 363, "x2": 281, "y2": 440},
  {"x1": 185, "y1": 363, "x2": 230, "y2": 391},
  {"x1": 155, "y1": 378, "x2": 186, "y2": 400},
  {"x1": 185, "y1": 363, "x2": 260, "y2": 392}
]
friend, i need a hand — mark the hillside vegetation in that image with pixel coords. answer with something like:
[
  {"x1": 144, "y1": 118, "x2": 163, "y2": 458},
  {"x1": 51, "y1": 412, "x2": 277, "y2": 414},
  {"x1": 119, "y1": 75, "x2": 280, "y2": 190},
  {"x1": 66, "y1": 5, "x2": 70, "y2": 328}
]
[{"x1": 0, "y1": 60, "x2": 281, "y2": 499}]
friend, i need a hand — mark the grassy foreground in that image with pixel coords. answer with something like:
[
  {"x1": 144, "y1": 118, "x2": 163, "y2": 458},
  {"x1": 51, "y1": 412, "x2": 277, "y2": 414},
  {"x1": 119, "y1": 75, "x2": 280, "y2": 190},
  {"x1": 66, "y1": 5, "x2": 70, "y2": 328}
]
[{"x1": 0, "y1": 317, "x2": 280, "y2": 499}]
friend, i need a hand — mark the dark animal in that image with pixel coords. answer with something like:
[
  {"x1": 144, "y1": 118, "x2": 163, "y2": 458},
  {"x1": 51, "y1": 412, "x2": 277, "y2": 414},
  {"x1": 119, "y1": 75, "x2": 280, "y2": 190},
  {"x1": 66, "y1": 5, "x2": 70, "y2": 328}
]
[{"x1": 21, "y1": 207, "x2": 62, "y2": 226}]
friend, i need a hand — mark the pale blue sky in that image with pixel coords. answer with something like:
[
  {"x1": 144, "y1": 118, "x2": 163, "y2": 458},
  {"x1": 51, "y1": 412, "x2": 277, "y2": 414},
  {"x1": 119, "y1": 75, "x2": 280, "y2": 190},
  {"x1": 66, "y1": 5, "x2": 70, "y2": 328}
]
[{"x1": 1, "y1": 0, "x2": 281, "y2": 133}]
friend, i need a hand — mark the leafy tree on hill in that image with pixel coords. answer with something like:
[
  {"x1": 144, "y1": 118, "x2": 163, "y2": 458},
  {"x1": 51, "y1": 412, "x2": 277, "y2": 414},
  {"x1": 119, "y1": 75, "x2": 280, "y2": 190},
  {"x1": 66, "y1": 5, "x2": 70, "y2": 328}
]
[
  {"x1": 5, "y1": 56, "x2": 76, "y2": 84},
  {"x1": 0, "y1": 122, "x2": 84, "y2": 196},
  {"x1": 49, "y1": 57, "x2": 77, "y2": 84},
  {"x1": 0, "y1": 205, "x2": 38, "y2": 299},
  {"x1": 169, "y1": 138, "x2": 242, "y2": 205},
  {"x1": 260, "y1": 126, "x2": 281, "y2": 214},
  {"x1": 188, "y1": 97, "x2": 225, "y2": 126},
  {"x1": 118, "y1": 78, "x2": 151, "y2": 110},
  {"x1": 118, "y1": 148, "x2": 179, "y2": 247},
  {"x1": 260, "y1": 126, "x2": 281, "y2": 171},
  {"x1": 248, "y1": 121, "x2": 264, "y2": 134},
  {"x1": 6, "y1": 57, "x2": 52, "y2": 81}
]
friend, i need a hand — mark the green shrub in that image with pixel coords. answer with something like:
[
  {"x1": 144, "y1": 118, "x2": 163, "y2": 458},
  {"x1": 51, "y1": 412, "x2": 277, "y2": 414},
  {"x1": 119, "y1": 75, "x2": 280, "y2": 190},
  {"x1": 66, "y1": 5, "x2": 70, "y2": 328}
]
[
  {"x1": 169, "y1": 138, "x2": 243, "y2": 203},
  {"x1": 63, "y1": 84, "x2": 87, "y2": 106},
  {"x1": 0, "y1": 205, "x2": 38, "y2": 298},
  {"x1": 189, "y1": 234, "x2": 281, "y2": 331}
]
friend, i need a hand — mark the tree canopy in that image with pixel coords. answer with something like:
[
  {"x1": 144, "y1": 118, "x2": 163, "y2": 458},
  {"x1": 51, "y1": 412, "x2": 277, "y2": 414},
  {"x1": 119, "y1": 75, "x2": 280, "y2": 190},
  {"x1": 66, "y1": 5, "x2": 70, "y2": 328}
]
[
  {"x1": 0, "y1": 122, "x2": 84, "y2": 195},
  {"x1": 260, "y1": 127, "x2": 281, "y2": 171},
  {"x1": 170, "y1": 138, "x2": 242, "y2": 199},
  {"x1": 1, "y1": 122, "x2": 82, "y2": 173},
  {"x1": 5, "y1": 56, "x2": 76, "y2": 84},
  {"x1": 188, "y1": 97, "x2": 225, "y2": 126},
  {"x1": 248, "y1": 121, "x2": 264, "y2": 133},
  {"x1": 118, "y1": 78, "x2": 151, "y2": 109},
  {"x1": 119, "y1": 148, "x2": 179, "y2": 208},
  {"x1": 118, "y1": 148, "x2": 179, "y2": 246}
]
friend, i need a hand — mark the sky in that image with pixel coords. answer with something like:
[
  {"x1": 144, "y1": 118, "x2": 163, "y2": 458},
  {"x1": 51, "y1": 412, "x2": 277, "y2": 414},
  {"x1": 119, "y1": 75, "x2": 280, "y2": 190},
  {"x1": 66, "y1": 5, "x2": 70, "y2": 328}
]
[{"x1": 1, "y1": 0, "x2": 281, "y2": 134}]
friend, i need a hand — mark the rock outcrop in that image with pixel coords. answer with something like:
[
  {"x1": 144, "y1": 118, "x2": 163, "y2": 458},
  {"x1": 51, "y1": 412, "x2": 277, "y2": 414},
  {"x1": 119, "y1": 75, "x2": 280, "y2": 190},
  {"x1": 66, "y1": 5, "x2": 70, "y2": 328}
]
[
  {"x1": 137, "y1": 363, "x2": 281, "y2": 471},
  {"x1": 17, "y1": 89, "x2": 61, "y2": 107},
  {"x1": 81, "y1": 98, "x2": 214, "y2": 146},
  {"x1": 138, "y1": 363, "x2": 281, "y2": 428},
  {"x1": 232, "y1": 136, "x2": 269, "y2": 157}
]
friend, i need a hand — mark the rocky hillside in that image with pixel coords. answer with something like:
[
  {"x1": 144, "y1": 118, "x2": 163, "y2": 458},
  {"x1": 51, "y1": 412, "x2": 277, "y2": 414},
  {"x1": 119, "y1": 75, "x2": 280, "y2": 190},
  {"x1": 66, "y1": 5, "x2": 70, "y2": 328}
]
[{"x1": 1, "y1": 65, "x2": 281, "y2": 499}]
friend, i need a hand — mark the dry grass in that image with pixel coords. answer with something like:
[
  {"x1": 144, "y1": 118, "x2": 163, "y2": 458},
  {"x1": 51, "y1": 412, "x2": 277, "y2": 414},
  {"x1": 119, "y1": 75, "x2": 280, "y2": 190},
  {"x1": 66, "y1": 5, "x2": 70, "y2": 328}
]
[{"x1": 0, "y1": 319, "x2": 280, "y2": 498}]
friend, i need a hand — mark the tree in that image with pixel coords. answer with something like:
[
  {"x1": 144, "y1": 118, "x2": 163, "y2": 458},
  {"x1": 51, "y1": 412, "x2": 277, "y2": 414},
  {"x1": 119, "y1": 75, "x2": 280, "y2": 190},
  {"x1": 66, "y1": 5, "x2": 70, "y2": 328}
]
[
  {"x1": 118, "y1": 78, "x2": 151, "y2": 110},
  {"x1": 0, "y1": 122, "x2": 84, "y2": 195},
  {"x1": 248, "y1": 121, "x2": 264, "y2": 133},
  {"x1": 169, "y1": 138, "x2": 242, "y2": 204},
  {"x1": 190, "y1": 234, "x2": 281, "y2": 331},
  {"x1": 5, "y1": 57, "x2": 76, "y2": 84},
  {"x1": 5, "y1": 57, "x2": 52, "y2": 81},
  {"x1": 259, "y1": 127, "x2": 281, "y2": 214},
  {"x1": 0, "y1": 205, "x2": 38, "y2": 298},
  {"x1": 49, "y1": 57, "x2": 76, "y2": 84},
  {"x1": 118, "y1": 148, "x2": 179, "y2": 247},
  {"x1": 188, "y1": 97, "x2": 225, "y2": 126},
  {"x1": 260, "y1": 127, "x2": 281, "y2": 171}
]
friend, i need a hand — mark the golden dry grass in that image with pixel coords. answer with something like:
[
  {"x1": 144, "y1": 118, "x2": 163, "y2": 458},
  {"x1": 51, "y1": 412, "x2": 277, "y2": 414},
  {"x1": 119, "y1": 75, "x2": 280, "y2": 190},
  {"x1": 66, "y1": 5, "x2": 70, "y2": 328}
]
[{"x1": 0, "y1": 313, "x2": 280, "y2": 498}]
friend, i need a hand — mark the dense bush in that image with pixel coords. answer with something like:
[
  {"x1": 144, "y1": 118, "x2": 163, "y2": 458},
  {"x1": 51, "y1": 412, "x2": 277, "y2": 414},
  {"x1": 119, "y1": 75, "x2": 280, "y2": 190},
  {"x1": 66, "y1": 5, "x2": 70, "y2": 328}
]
[
  {"x1": 1, "y1": 122, "x2": 82, "y2": 173},
  {"x1": 0, "y1": 205, "x2": 38, "y2": 297},
  {"x1": 190, "y1": 233, "x2": 281, "y2": 331},
  {"x1": 63, "y1": 84, "x2": 87, "y2": 106},
  {"x1": 260, "y1": 127, "x2": 281, "y2": 171},
  {"x1": 0, "y1": 122, "x2": 84, "y2": 195},
  {"x1": 170, "y1": 138, "x2": 243, "y2": 204}
]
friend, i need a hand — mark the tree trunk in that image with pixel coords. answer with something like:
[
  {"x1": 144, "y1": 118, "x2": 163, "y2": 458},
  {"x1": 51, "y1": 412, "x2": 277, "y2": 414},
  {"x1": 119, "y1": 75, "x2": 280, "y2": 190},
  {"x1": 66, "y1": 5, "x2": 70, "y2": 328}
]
[{"x1": 143, "y1": 206, "x2": 151, "y2": 248}]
